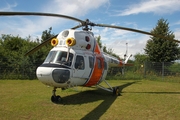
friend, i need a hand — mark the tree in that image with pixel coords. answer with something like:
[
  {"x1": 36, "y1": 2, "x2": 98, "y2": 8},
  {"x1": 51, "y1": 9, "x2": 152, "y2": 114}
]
[
  {"x1": 96, "y1": 35, "x2": 102, "y2": 49},
  {"x1": 0, "y1": 27, "x2": 55, "y2": 79},
  {"x1": 0, "y1": 34, "x2": 38, "y2": 79},
  {"x1": 144, "y1": 18, "x2": 180, "y2": 62},
  {"x1": 41, "y1": 27, "x2": 54, "y2": 42}
]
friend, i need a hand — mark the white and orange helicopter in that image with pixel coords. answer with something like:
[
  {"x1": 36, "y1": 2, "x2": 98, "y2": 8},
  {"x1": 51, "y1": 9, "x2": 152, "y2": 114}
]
[{"x1": 0, "y1": 12, "x2": 179, "y2": 103}]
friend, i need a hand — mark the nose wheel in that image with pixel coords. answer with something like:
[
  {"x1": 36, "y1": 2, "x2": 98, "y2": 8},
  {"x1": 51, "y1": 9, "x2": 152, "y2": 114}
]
[{"x1": 51, "y1": 87, "x2": 62, "y2": 103}]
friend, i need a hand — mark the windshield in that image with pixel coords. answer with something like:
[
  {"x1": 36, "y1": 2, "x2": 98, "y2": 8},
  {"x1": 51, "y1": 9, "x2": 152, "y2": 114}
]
[
  {"x1": 44, "y1": 51, "x2": 57, "y2": 63},
  {"x1": 44, "y1": 51, "x2": 74, "y2": 66}
]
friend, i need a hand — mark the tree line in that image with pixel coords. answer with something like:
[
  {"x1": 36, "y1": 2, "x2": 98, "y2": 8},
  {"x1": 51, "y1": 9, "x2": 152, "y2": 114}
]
[{"x1": 0, "y1": 27, "x2": 54, "y2": 79}]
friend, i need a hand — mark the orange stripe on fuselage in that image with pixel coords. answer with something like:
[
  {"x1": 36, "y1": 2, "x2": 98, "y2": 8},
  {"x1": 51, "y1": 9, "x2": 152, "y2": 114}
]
[
  {"x1": 85, "y1": 42, "x2": 104, "y2": 86},
  {"x1": 119, "y1": 61, "x2": 123, "y2": 67}
]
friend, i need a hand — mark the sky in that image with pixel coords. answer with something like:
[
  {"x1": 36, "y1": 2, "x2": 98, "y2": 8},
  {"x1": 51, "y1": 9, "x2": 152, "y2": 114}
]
[{"x1": 0, "y1": 0, "x2": 180, "y2": 59}]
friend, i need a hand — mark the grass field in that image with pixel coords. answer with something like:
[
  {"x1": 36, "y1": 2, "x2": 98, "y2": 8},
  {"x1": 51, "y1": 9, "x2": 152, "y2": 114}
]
[{"x1": 0, "y1": 79, "x2": 180, "y2": 120}]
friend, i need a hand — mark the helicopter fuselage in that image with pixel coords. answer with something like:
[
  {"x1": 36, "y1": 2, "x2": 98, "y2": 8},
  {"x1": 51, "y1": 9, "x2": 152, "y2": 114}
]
[{"x1": 36, "y1": 29, "x2": 123, "y2": 89}]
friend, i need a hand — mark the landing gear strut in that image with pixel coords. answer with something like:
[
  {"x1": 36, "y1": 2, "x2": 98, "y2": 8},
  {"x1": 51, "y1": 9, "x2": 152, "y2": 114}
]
[
  {"x1": 96, "y1": 80, "x2": 120, "y2": 96},
  {"x1": 51, "y1": 87, "x2": 62, "y2": 103}
]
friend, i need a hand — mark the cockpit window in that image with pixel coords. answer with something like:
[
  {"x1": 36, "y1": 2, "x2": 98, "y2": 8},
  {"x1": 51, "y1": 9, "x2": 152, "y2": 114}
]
[
  {"x1": 44, "y1": 51, "x2": 73, "y2": 66},
  {"x1": 44, "y1": 51, "x2": 57, "y2": 63},
  {"x1": 55, "y1": 51, "x2": 73, "y2": 66}
]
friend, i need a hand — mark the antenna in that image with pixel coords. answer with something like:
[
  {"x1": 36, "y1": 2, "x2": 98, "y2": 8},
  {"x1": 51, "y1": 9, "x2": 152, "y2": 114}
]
[{"x1": 124, "y1": 43, "x2": 128, "y2": 60}]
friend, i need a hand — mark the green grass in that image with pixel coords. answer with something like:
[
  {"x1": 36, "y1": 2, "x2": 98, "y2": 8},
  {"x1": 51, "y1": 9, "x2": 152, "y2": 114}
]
[{"x1": 0, "y1": 79, "x2": 180, "y2": 120}]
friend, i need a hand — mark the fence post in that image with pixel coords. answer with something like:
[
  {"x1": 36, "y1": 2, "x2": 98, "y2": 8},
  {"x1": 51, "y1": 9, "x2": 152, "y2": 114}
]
[
  {"x1": 144, "y1": 61, "x2": 146, "y2": 78},
  {"x1": 162, "y1": 62, "x2": 164, "y2": 80}
]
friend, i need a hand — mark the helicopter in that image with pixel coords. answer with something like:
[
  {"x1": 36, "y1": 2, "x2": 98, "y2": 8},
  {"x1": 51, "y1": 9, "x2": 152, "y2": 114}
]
[{"x1": 0, "y1": 12, "x2": 180, "y2": 103}]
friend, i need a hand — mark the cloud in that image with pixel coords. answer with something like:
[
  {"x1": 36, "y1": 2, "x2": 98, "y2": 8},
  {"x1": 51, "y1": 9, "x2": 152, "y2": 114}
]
[
  {"x1": 92, "y1": 25, "x2": 150, "y2": 59},
  {"x1": 174, "y1": 29, "x2": 180, "y2": 40},
  {"x1": 116, "y1": 0, "x2": 180, "y2": 16},
  {"x1": 43, "y1": 0, "x2": 109, "y2": 16},
  {"x1": 0, "y1": 1, "x2": 17, "y2": 11},
  {"x1": 109, "y1": 36, "x2": 149, "y2": 58},
  {"x1": 0, "y1": 0, "x2": 109, "y2": 38}
]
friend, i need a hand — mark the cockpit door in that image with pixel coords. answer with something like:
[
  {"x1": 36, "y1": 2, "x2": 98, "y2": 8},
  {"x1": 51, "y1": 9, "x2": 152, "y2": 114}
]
[
  {"x1": 82, "y1": 55, "x2": 94, "y2": 78},
  {"x1": 73, "y1": 55, "x2": 85, "y2": 78},
  {"x1": 73, "y1": 54, "x2": 93, "y2": 79}
]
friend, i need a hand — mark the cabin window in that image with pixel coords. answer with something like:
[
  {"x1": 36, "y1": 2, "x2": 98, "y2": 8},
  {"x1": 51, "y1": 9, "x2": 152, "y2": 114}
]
[
  {"x1": 75, "y1": 55, "x2": 84, "y2": 70},
  {"x1": 97, "y1": 58, "x2": 102, "y2": 69},
  {"x1": 89, "y1": 56, "x2": 94, "y2": 68}
]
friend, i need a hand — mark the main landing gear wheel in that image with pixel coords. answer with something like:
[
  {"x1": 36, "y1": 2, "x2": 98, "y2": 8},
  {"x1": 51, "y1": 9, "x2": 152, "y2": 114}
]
[
  {"x1": 51, "y1": 87, "x2": 62, "y2": 103},
  {"x1": 51, "y1": 95, "x2": 62, "y2": 103},
  {"x1": 113, "y1": 87, "x2": 120, "y2": 96}
]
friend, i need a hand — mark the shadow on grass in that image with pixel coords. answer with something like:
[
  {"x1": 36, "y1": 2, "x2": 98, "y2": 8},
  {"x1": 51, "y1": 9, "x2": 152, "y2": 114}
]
[
  {"x1": 59, "y1": 82, "x2": 136, "y2": 120},
  {"x1": 127, "y1": 92, "x2": 180, "y2": 94}
]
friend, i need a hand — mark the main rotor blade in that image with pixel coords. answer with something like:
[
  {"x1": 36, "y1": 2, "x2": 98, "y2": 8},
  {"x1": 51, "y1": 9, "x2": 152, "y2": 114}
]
[
  {"x1": 96, "y1": 23, "x2": 180, "y2": 43},
  {"x1": 25, "y1": 34, "x2": 58, "y2": 56},
  {"x1": 71, "y1": 24, "x2": 83, "y2": 29},
  {"x1": 0, "y1": 11, "x2": 84, "y2": 24}
]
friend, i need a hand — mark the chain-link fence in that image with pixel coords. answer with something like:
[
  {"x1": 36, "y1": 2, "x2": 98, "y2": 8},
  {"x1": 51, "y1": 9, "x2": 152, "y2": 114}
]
[
  {"x1": 143, "y1": 61, "x2": 180, "y2": 81},
  {"x1": 0, "y1": 65, "x2": 38, "y2": 80},
  {"x1": 1, "y1": 61, "x2": 180, "y2": 82},
  {"x1": 107, "y1": 61, "x2": 180, "y2": 82}
]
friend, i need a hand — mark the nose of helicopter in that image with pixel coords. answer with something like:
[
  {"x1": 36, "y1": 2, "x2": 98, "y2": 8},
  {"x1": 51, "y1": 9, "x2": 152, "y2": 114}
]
[
  {"x1": 36, "y1": 66, "x2": 53, "y2": 86},
  {"x1": 36, "y1": 65, "x2": 70, "y2": 87}
]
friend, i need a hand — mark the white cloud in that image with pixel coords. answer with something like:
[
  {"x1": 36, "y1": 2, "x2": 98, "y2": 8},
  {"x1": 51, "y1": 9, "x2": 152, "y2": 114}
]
[
  {"x1": 43, "y1": 0, "x2": 109, "y2": 16},
  {"x1": 106, "y1": 34, "x2": 149, "y2": 59},
  {"x1": 0, "y1": 0, "x2": 109, "y2": 38},
  {"x1": 170, "y1": 20, "x2": 180, "y2": 40},
  {"x1": 92, "y1": 25, "x2": 150, "y2": 59},
  {"x1": 117, "y1": 0, "x2": 180, "y2": 16},
  {"x1": 174, "y1": 29, "x2": 180, "y2": 40},
  {"x1": 0, "y1": 2, "x2": 17, "y2": 11}
]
